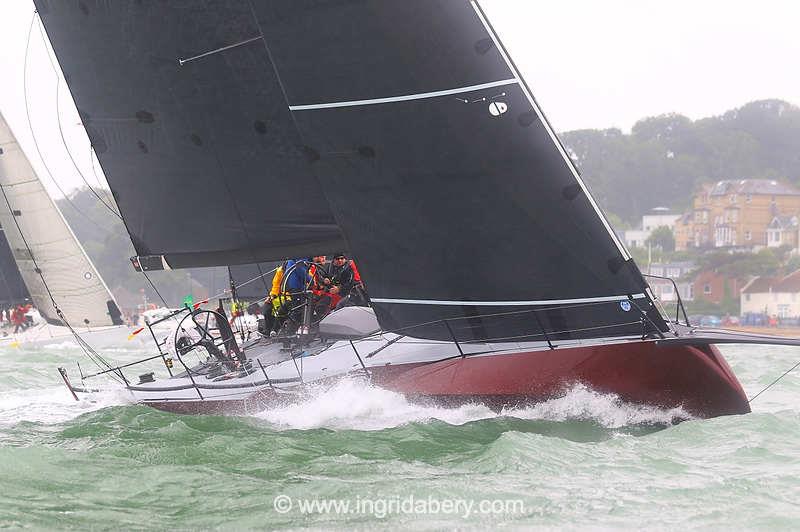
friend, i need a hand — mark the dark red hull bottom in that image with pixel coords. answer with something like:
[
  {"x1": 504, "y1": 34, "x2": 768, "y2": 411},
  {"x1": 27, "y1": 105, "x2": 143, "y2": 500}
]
[{"x1": 144, "y1": 341, "x2": 750, "y2": 419}]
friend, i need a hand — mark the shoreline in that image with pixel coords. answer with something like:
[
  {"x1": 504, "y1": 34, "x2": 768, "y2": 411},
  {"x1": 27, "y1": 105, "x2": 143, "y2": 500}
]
[{"x1": 723, "y1": 325, "x2": 800, "y2": 338}]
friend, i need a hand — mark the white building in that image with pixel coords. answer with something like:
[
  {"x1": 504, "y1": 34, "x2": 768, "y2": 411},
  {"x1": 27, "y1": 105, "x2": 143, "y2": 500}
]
[
  {"x1": 642, "y1": 207, "x2": 681, "y2": 232},
  {"x1": 741, "y1": 270, "x2": 800, "y2": 318},
  {"x1": 766, "y1": 215, "x2": 799, "y2": 249},
  {"x1": 624, "y1": 207, "x2": 681, "y2": 249},
  {"x1": 624, "y1": 229, "x2": 650, "y2": 249}
]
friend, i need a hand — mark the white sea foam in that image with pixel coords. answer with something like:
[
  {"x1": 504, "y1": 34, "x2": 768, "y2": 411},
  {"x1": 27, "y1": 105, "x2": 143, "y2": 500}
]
[
  {"x1": 254, "y1": 378, "x2": 496, "y2": 431},
  {"x1": 505, "y1": 383, "x2": 692, "y2": 427},
  {"x1": 253, "y1": 378, "x2": 690, "y2": 431},
  {"x1": 40, "y1": 341, "x2": 82, "y2": 351},
  {"x1": 0, "y1": 385, "x2": 131, "y2": 426}
]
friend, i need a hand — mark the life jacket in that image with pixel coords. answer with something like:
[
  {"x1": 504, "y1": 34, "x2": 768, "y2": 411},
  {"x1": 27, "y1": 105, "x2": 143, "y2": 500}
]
[
  {"x1": 350, "y1": 260, "x2": 362, "y2": 284},
  {"x1": 308, "y1": 263, "x2": 321, "y2": 291},
  {"x1": 267, "y1": 262, "x2": 292, "y2": 316},
  {"x1": 309, "y1": 261, "x2": 343, "y2": 309},
  {"x1": 269, "y1": 265, "x2": 285, "y2": 297}
]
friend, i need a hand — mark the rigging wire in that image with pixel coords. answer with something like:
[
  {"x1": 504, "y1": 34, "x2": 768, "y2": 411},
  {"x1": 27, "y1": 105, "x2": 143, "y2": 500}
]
[
  {"x1": 748, "y1": 358, "x2": 800, "y2": 404},
  {"x1": 34, "y1": 18, "x2": 122, "y2": 220},
  {"x1": 225, "y1": 266, "x2": 278, "y2": 298},
  {"x1": 137, "y1": 265, "x2": 278, "y2": 336},
  {"x1": 23, "y1": 12, "x2": 114, "y2": 235},
  {"x1": 17, "y1": 12, "x2": 121, "y2": 382},
  {"x1": 88, "y1": 146, "x2": 118, "y2": 209},
  {"x1": 139, "y1": 269, "x2": 182, "y2": 326},
  {"x1": 0, "y1": 180, "x2": 121, "y2": 384}
]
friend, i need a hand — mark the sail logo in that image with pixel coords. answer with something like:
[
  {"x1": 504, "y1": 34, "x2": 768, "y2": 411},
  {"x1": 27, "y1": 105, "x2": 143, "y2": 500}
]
[{"x1": 488, "y1": 101, "x2": 508, "y2": 116}]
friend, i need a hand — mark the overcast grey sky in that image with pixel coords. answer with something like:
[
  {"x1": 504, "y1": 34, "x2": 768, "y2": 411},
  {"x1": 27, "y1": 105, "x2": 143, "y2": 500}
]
[{"x1": 1, "y1": 0, "x2": 798, "y2": 197}]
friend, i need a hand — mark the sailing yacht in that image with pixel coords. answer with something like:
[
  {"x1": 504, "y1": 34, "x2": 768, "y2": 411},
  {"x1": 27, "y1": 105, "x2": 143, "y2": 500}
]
[
  {"x1": 35, "y1": 1, "x2": 800, "y2": 417},
  {"x1": 0, "y1": 111, "x2": 133, "y2": 348}
]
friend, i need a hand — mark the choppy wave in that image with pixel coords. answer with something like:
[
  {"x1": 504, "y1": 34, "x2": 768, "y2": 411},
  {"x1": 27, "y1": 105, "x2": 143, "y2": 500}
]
[{"x1": 0, "y1": 342, "x2": 799, "y2": 528}]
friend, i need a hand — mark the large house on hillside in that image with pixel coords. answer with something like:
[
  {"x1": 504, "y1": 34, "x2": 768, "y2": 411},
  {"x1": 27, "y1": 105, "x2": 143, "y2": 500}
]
[
  {"x1": 674, "y1": 179, "x2": 800, "y2": 251},
  {"x1": 741, "y1": 269, "x2": 800, "y2": 318}
]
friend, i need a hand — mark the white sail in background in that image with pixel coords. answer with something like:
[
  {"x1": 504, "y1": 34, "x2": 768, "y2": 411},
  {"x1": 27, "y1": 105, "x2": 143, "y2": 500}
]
[{"x1": 0, "y1": 112, "x2": 121, "y2": 328}]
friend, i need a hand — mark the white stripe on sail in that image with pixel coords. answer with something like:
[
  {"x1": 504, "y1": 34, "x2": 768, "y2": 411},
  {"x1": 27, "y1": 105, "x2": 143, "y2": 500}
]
[
  {"x1": 288, "y1": 79, "x2": 518, "y2": 111},
  {"x1": 371, "y1": 294, "x2": 647, "y2": 306}
]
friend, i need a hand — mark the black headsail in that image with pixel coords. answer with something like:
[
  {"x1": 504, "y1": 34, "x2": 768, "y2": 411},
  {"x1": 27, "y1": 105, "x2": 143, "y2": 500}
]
[
  {"x1": 248, "y1": 0, "x2": 668, "y2": 341},
  {"x1": 34, "y1": 0, "x2": 344, "y2": 271},
  {"x1": 228, "y1": 261, "x2": 278, "y2": 301},
  {"x1": 0, "y1": 229, "x2": 29, "y2": 305},
  {"x1": 38, "y1": 0, "x2": 668, "y2": 341}
]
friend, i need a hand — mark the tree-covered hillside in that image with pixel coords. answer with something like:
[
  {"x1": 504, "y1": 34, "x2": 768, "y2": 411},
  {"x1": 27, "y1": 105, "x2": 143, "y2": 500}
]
[
  {"x1": 56, "y1": 189, "x2": 228, "y2": 312},
  {"x1": 563, "y1": 99, "x2": 800, "y2": 223}
]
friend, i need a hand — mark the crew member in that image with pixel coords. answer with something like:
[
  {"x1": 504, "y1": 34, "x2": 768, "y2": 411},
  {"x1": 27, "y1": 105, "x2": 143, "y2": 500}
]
[
  {"x1": 215, "y1": 302, "x2": 244, "y2": 363},
  {"x1": 264, "y1": 262, "x2": 289, "y2": 336}
]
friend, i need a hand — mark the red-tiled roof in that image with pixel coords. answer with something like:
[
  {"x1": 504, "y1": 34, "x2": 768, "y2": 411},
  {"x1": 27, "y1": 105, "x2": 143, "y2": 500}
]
[
  {"x1": 742, "y1": 269, "x2": 800, "y2": 293},
  {"x1": 777, "y1": 269, "x2": 800, "y2": 292},
  {"x1": 742, "y1": 277, "x2": 779, "y2": 293}
]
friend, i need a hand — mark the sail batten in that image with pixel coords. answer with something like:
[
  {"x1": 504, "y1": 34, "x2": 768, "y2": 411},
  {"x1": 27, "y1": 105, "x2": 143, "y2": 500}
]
[
  {"x1": 288, "y1": 79, "x2": 519, "y2": 111},
  {"x1": 371, "y1": 294, "x2": 648, "y2": 307}
]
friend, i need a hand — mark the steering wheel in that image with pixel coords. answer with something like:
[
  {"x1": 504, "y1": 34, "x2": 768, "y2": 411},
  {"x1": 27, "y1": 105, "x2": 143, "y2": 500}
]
[{"x1": 172, "y1": 309, "x2": 226, "y2": 356}]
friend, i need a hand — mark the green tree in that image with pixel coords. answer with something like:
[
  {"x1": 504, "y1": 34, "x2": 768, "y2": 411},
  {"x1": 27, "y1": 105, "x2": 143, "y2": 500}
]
[
  {"x1": 645, "y1": 226, "x2": 675, "y2": 253},
  {"x1": 562, "y1": 99, "x2": 800, "y2": 224}
]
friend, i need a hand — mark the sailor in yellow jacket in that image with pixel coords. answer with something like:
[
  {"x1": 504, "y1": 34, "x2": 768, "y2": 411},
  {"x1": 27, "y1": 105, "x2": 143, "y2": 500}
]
[{"x1": 263, "y1": 264, "x2": 291, "y2": 336}]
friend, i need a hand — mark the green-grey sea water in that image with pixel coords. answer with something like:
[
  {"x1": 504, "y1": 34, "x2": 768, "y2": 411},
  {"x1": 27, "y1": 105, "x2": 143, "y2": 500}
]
[{"x1": 1, "y1": 339, "x2": 799, "y2": 529}]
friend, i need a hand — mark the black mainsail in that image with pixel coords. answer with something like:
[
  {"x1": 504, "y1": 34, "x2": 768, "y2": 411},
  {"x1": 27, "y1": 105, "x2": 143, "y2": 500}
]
[
  {"x1": 34, "y1": 0, "x2": 344, "y2": 271},
  {"x1": 248, "y1": 1, "x2": 667, "y2": 339},
  {"x1": 37, "y1": 0, "x2": 667, "y2": 340}
]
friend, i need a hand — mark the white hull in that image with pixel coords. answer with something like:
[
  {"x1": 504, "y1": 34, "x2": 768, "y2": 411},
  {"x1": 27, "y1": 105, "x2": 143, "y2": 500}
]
[{"x1": 62, "y1": 309, "x2": 752, "y2": 418}]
